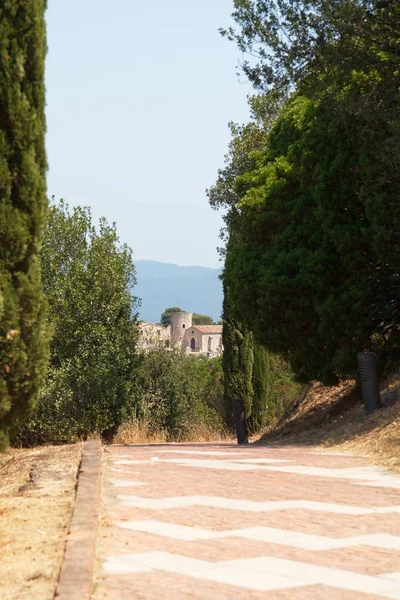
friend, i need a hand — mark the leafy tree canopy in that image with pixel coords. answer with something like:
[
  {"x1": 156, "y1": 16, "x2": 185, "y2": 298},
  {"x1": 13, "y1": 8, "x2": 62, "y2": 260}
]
[
  {"x1": 14, "y1": 199, "x2": 139, "y2": 445},
  {"x1": 160, "y1": 308, "x2": 215, "y2": 326},
  {"x1": 192, "y1": 314, "x2": 215, "y2": 325},
  {"x1": 160, "y1": 307, "x2": 183, "y2": 327},
  {"x1": 221, "y1": 0, "x2": 399, "y2": 94},
  {"x1": 224, "y1": 83, "x2": 400, "y2": 383}
]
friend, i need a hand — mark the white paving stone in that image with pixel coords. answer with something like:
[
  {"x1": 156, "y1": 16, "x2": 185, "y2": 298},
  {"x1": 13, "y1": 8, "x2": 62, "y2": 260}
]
[
  {"x1": 114, "y1": 460, "x2": 156, "y2": 465},
  {"x1": 381, "y1": 573, "x2": 400, "y2": 582},
  {"x1": 117, "y1": 494, "x2": 400, "y2": 515},
  {"x1": 157, "y1": 450, "x2": 249, "y2": 457},
  {"x1": 224, "y1": 556, "x2": 400, "y2": 597},
  {"x1": 110, "y1": 480, "x2": 148, "y2": 487},
  {"x1": 201, "y1": 565, "x2": 303, "y2": 591},
  {"x1": 230, "y1": 458, "x2": 291, "y2": 464},
  {"x1": 103, "y1": 551, "x2": 400, "y2": 597},
  {"x1": 103, "y1": 556, "x2": 152, "y2": 575},
  {"x1": 116, "y1": 519, "x2": 400, "y2": 551},
  {"x1": 117, "y1": 520, "x2": 222, "y2": 540},
  {"x1": 312, "y1": 451, "x2": 355, "y2": 456},
  {"x1": 354, "y1": 479, "x2": 400, "y2": 490},
  {"x1": 112, "y1": 456, "x2": 400, "y2": 489}
]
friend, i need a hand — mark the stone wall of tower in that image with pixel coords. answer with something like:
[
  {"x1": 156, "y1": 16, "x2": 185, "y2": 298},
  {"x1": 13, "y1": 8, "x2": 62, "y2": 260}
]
[{"x1": 170, "y1": 311, "x2": 193, "y2": 346}]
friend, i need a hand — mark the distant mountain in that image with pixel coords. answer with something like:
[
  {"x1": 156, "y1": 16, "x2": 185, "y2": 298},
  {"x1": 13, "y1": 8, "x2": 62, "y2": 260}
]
[{"x1": 133, "y1": 260, "x2": 223, "y2": 323}]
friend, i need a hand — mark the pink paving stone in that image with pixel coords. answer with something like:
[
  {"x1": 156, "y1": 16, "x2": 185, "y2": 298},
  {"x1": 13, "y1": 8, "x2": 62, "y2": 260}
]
[
  {"x1": 104, "y1": 456, "x2": 400, "y2": 506},
  {"x1": 104, "y1": 505, "x2": 400, "y2": 537},
  {"x1": 98, "y1": 526, "x2": 400, "y2": 576},
  {"x1": 94, "y1": 574, "x2": 387, "y2": 600},
  {"x1": 94, "y1": 443, "x2": 400, "y2": 599}
]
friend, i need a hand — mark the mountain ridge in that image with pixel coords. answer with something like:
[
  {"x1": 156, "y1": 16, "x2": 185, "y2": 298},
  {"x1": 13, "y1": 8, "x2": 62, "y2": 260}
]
[{"x1": 133, "y1": 260, "x2": 223, "y2": 323}]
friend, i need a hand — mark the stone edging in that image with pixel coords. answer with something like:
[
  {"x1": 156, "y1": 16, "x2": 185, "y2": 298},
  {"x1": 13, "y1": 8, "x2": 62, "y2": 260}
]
[{"x1": 55, "y1": 439, "x2": 102, "y2": 600}]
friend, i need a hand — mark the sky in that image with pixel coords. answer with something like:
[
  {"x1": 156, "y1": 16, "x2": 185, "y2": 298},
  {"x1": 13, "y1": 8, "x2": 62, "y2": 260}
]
[{"x1": 45, "y1": 0, "x2": 252, "y2": 268}]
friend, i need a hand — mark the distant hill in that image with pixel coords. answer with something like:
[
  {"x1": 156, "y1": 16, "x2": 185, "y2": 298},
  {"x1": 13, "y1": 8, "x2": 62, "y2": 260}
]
[{"x1": 133, "y1": 260, "x2": 223, "y2": 323}]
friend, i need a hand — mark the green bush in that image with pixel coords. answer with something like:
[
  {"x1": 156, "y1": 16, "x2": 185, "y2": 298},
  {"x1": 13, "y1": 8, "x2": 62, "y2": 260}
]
[
  {"x1": 125, "y1": 347, "x2": 225, "y2": 441},
  {"x1": 13, "y1": 201, "x2": 139, "y2": 446}
]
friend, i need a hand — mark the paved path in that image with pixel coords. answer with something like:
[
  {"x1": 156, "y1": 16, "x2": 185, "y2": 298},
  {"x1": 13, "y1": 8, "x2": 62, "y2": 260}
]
[{"x1": 93, "y1": 444, "x2": 400, "y2": 599}]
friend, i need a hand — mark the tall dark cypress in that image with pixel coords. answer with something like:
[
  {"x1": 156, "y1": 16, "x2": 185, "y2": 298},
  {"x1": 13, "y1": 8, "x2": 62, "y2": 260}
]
[
  {"x1": 0, "y1": 1, "x2": 50, "y2": 449},
  {"x1": 250, "y1": 343, "x2": 270, "y2": 432},
  {"x1": 222, "y1": 284, "x2": 253, "y2": 430}
]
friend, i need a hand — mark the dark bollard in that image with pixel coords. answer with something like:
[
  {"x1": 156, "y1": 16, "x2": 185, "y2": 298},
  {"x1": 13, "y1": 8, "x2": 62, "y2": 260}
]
[
  {"x1": 357, "y1": 352, "x2": 382, "y2": 415},
  {"x1": 233, "y1": 398, "x2": 249, "y2": 444}
]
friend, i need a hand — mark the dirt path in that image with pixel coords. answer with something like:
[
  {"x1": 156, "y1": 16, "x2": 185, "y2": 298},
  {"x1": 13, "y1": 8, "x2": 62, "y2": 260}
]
[
  {"x1": 0, "y1": 443, "x2": 83, "y2": 600},
  {"x1": 93, "y1": 443, "x2": 400, "y2": 599}
]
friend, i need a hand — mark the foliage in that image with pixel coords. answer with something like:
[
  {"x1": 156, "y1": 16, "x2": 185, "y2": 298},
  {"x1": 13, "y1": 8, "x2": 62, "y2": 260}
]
[
  {"x1": 192, "y1": 313, "x2": 215, "y2": 325},
  {"x1": 250, "y1": 343, "x2": 270, "y2": 431},
  {"x1": 221, "y1": 1, "x2": 400, "y2": 94},
  {"x1": 221, "y1": 286, "x2": 254, "y2": 428},
  {"x1": 224, "y1": 85, "x2": 400, "y2": 382},
  {"x1": 0, "y1": 0, "x2": 50, "y2": 449},
  {"x1": 207, "y1": 91, "x2": 285, "y2": 257},
  {"x1": 125, "y1": 348, "x2": 224, "y2": 441},
  {"x1": 160, "y1": 307, "x2": 182, "y2": 326},
  {"x1": 160, "y1": 308, "x2": 216, "y2": 326},
  {"x1": 13, "y1": 200, "x2": 139, "y2": 445},
  {"x1": 214, "y1": 0, "x2": 400, "y2": 387}
]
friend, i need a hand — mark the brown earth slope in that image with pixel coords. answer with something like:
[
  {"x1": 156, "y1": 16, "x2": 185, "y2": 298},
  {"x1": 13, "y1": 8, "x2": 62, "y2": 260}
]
[{"x1": 257, "y1": 376, "x2": 400, "y2": 472}]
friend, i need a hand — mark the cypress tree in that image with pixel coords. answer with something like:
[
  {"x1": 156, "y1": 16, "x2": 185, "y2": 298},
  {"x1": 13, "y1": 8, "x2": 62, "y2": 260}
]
[
  {"x1": 0, "y1": 1, "x2": 50, "y2": 449},
  {"x1": 250, "y1": 343, "x2": 270, "y2": 432},
  {"x1": 222, "y1": 284, "x2": 253, "y2": 430}
]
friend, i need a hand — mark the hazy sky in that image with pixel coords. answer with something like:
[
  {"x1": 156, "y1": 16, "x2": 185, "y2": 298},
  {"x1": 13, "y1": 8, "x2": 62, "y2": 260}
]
[{"x1": 45, "y1": 0, "x2": 251, "y2": 268}]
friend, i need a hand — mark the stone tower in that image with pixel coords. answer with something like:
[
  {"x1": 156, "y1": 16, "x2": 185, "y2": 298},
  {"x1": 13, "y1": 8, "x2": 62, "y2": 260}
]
[{"x1": 170, "y1": 311, "x2": 192, "y2": 347}]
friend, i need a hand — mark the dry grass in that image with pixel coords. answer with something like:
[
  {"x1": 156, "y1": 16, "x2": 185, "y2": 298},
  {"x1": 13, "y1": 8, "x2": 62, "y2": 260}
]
[
  {"x1": 113, "y1": 419, "x2": 232, "y2": 445},
  {"x1": 0, "y1": 443, "x2": 83, "y2": 600},
  {"x1": 256, "y1": 374, "x2": 400, "y2": 472},
  {"x1": 113, "y1": 420, "x2": 167, "y2": 445}
]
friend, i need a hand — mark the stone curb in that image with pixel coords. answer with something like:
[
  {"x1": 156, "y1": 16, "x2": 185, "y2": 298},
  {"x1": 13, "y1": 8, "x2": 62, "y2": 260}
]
[{"x1": 55, "y1": 439, "x2": 102, "y2": 600}]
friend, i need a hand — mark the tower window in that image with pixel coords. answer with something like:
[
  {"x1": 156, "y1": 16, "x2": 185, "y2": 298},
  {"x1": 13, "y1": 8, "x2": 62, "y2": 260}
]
[{"x1": 182, "y1": 324, "x2": 185, "y2": 328}]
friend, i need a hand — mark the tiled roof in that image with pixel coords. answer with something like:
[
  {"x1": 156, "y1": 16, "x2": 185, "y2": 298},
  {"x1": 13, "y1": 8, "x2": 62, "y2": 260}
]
[{"x1": 192, "y1": 325, "x2": 223, "y2": 334}]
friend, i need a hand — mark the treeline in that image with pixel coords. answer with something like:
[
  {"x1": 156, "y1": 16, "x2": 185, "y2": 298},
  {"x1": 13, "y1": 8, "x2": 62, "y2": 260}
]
[
  {"x1": 0, "y1": 2, "x2": 226, "y2": 449},
  {"x1": 10, "y1": 200, "x2": 226, "y2": 446},
  {"x1": 0, "y1": 1, "x2": 49, "y2": 450},
  {"x1": 2, "y1": 1, "x2": 399, "y2": 448},
  {"x1": 208, "y1": 0, "x2": 400, "y2": 428}
]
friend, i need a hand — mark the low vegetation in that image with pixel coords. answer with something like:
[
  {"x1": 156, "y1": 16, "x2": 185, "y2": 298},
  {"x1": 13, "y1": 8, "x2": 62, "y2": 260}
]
[{"x1": 123, "y1": 347, "x2": 225, "y2": 442}]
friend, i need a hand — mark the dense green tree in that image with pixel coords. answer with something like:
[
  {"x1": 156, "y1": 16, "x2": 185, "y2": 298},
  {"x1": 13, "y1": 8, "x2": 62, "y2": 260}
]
[
  {"x1": 216, "y1": 0, "x2": 400, "y2": 386},
  {"x1": 192, "y1": 314, "x2": 215, "y2": 325},
  {"x1": 13, "y1": 200, "x2": 139, "y2": 445},
  {"x1": 160, "y1": 308, "x2": 215, "y2": 326},
  {"x1": 224, "y1": 86, "x2": 400, "y2": 382},
  {"x1": 221, "y1": 285, "x2": 254, "y2": 429},
  {"x1": 250, "y1": 343, "x2": 270, "y2": 432},
  {"x1": 221, "y1": 1, "x2": 399, "y2": 95},
  {"x1": 0, "y1": 0, "x2": 50, "y2": 449},
  {"x1": 160, "y1": 307, "x2": 182, "y2": 327},
  {"x1": 126, "y1": 347, "x2": 223, "y2": 440},
  {"x1": 207, "y1": 92, "x2": 284, "y2": 260}
]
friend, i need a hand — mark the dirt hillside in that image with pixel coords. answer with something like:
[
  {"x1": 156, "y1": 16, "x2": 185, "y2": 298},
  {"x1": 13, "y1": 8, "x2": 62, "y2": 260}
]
[{"x1": 257, "y1": 374, "x2": 400, "y2": 472}]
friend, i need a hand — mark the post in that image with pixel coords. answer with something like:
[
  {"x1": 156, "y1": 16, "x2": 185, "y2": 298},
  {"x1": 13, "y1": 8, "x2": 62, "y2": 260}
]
[
  {"x1": 233, "y1": 398, "x2": 249, "y2": 444},
  {"x1": 357, "y1": 352, "x2": 382, "y2": 415}
]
